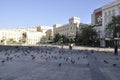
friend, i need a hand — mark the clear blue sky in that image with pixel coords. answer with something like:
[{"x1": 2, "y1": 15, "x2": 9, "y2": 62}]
[{"x1": 0, "y1": 0, "x2": 115, "y2": 28}]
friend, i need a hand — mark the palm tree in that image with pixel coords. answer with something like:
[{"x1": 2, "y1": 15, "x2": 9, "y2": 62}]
[{"x1": 106, "y1": 15, "x2": 120, "y2": 55}]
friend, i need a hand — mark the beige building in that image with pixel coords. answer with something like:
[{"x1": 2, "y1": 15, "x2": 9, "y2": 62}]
[
  {"x1": 0, "y1": 26, "x2": 52, "y2": 45},
  {"x1": 40, "y1": 29, "x2": 53, "y2": 43},
  {"x1": 53, "y1": 17, "x2": 80, "y2": 37},
  {"x1": 45, "y1": 29, "x2": 53, "y2": 40}
]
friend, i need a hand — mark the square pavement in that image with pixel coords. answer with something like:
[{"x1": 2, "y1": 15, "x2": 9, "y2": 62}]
[{"x1": 0, "y1": 46, "x2": 120, "y2": 80}]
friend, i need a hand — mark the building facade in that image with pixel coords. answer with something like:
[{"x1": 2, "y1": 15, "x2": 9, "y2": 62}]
[
  {"x1": 91, "y1": 7, "x2": 103, "y2": 46},
  {"x1": 91, "y1": 0, "x2": 120, "y2": 47},
  {"x1": 0, "y1": 26, "x2": 52, "y2": 45},
  {"x1": 53, "y1": 17, "x2": 80, "y2": 37}
]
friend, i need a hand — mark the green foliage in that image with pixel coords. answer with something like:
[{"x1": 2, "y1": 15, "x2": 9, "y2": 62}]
[
  {"x1": 61, "y1": 35, "x2": 69, "y2": 43},
  {"x1": 1, "y1": 39, "x2": 5, "y2": 43},
  {"x1": 80, "y1": 26, "x2": 97, "y2": 46},
  {"x1": 7, "y1": 38, "x2": 16, "y2": 44},
  {"x1": 54, "y1": 25, "x2": 97, "y2": 46},
  {"x1": 19, "y1": 38, "x2": 26, "y2": 44},
  {"x1": 106, "y1": 15, "x2": 120, "y2": 55},
  {"x1": 53, "y1": 33, "x2": 69, "y2": 44},
  {"x1": 68, "y1": 37, "x2": 75, "y2": 43},
  {"x1": 40, "y1": 36, "x2": 46, "y2": 43},
  {"x1": 106, "y1": 15, "x2": 120, "y2": 38},
  {"x1": 53, "y1": 33, "x2": 61, "y2": 43},
  {"x1": 59, "y1": 38, "x2": 63, "y2": 44}
]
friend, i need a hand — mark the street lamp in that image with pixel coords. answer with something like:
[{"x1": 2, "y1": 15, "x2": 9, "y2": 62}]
[{"x1": 114, "y1": 24, "x2": 118, "y2": 55}]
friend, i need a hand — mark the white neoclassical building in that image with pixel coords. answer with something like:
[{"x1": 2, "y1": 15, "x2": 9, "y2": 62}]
[
  {"x1": 0, "y1": 26, "x2": 52, "y2": 45},
  {"x1": 53, "y1": 17, "x2": 80, "y2": 37},
  {"x1": 91, "y1": 0, "x2": 120, "y2": 47}
]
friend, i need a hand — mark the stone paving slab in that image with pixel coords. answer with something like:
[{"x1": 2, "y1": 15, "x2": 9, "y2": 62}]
[{"x1": 0, "y1": 46, "x2": 120, "y2": 80}]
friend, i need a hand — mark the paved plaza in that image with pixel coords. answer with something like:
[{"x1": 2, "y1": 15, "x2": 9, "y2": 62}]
[{"x1": 0, "y1": 45, "x2": 120, "y2": 80}]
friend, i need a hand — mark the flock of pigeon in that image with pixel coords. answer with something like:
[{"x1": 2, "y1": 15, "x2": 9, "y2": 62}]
[
  {"x1": 0, "y1": 46, "x2": 92, "y2": 67},
  {"x1": 0, "y1": 45, "x2": 118, "y2": 68}
]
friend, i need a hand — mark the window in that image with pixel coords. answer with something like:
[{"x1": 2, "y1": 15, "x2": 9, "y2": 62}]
[
  {"x1": 108, "y1": 10, "x2": 111, "y2": 16},
  {"x1": 104, "y1": 12, "x2": 107, "y2": 16},
  {"x1": 112, "y1": 9, "x2": 115, "y2": 16}
]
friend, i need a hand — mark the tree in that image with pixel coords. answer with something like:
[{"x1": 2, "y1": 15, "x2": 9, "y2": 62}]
[
  {"x1": 68, "y1": 37, "x2": 75, "y2": 44},
  {"x1": 7, "y1": 38, "x2": 16, "y2": 44},
  {"x1": 22, "y1": 32, "x2": 27, "y2": 43},
  {"x1": 1, "y1": 39, "x2": 5, "y2": 43},
  {"x1": 61, "y1": 35, "x2": 69, "y2": 43},
  {"x1": 75, "y1": 31, "x2": 79, "y2": 45},
  {"x1": 59, "y1": 37, "x2": 63, "y2": 44},
  {"x1": 0, "y1": 36, "x2": 6, "y2": 44},
  {"x1": 40, "y1": 36, "x2": 47, "y2": 44},
  {"x1": 53, "y1": 33, "x2": 61, "y2": 43},
  {"x1": 106, "y1": 15, "x2": 120, "y2": 55},
  {"x1": 80, "y1": 26, "x2": 97, "y2": 46}
]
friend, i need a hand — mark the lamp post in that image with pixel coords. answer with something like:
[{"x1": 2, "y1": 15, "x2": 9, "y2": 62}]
[{"x1": 114, "y1": 24, "x2": 118, "y2": 55}]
